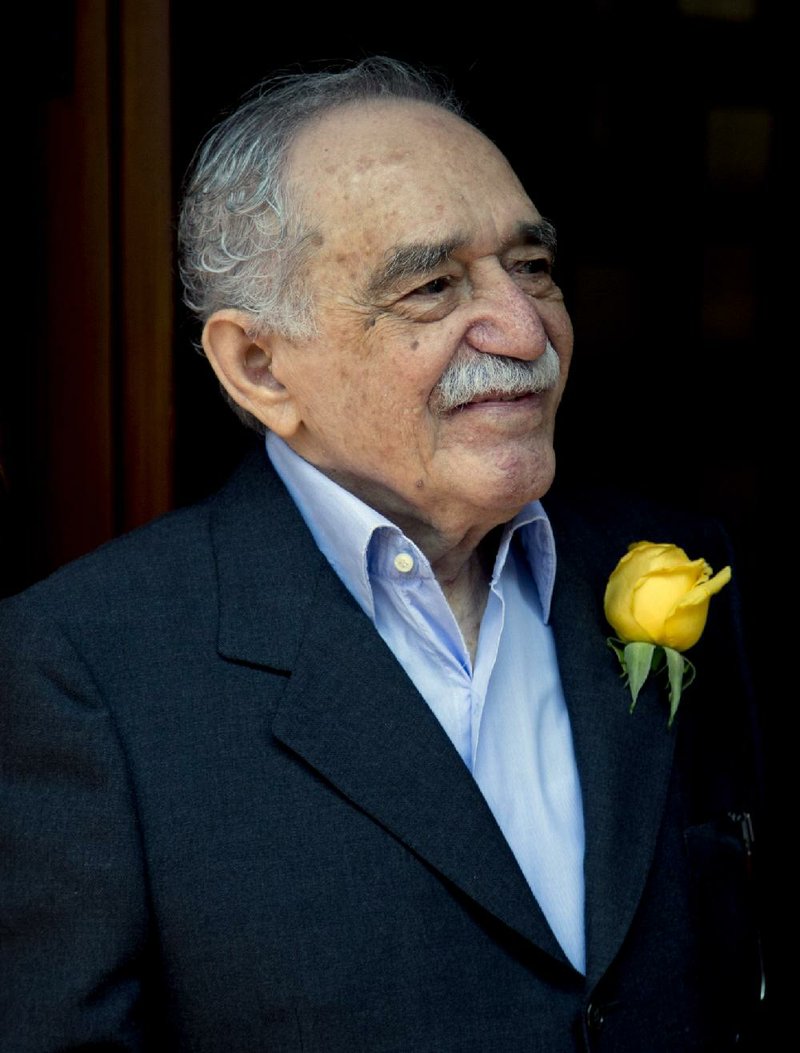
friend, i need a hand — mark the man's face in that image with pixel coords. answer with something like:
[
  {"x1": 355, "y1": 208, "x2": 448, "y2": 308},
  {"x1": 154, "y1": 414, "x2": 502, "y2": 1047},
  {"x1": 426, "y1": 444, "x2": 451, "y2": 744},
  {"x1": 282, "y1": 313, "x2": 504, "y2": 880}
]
[{"x1": 267, "y1": 101, "x2": 573, "y2": 541}]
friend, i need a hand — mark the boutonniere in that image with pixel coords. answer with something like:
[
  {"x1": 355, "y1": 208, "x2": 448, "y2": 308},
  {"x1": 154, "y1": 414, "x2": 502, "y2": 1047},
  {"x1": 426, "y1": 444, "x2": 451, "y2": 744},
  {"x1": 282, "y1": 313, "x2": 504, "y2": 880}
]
[{"x1": 604, "y1": 541, "x2": 731, "y2": 726}]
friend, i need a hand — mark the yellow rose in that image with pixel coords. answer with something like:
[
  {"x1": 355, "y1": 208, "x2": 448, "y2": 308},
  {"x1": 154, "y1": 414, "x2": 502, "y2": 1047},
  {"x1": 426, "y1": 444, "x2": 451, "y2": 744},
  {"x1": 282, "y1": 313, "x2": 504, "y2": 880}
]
[{"x1": 604, "y1": 541, "x2": 731, "y2": 652}]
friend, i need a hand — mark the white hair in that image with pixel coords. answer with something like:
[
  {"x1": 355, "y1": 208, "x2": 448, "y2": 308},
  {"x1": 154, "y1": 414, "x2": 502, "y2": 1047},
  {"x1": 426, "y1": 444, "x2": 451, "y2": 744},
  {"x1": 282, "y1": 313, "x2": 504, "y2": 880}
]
[
  {"x1": 178, "y1": 58, "x2": 461, "y2": 432},
  {"x1": 430, "y1": 343, "x2": 562, "y2": 413}
]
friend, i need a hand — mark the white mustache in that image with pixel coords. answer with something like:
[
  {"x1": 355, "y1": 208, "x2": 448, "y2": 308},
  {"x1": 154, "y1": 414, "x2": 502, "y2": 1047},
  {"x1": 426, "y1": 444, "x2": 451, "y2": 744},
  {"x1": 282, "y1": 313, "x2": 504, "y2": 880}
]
[{"x1": 430, "y1": 341, "x2": 562, "y2": 413}]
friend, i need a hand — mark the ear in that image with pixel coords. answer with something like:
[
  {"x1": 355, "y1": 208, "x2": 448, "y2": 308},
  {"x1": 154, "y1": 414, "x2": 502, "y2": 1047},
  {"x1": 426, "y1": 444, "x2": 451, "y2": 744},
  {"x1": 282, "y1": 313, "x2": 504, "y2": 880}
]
[{"x1": 201, "y1": 310, "x2": 301, "y2": 436}]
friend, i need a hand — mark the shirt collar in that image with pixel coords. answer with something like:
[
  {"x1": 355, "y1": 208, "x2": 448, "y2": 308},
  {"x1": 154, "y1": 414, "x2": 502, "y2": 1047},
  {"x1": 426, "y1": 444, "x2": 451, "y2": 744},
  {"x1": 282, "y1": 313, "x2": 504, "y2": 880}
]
[{"x1": 265, "y1": 433, "x2": 556, "y2": 623}]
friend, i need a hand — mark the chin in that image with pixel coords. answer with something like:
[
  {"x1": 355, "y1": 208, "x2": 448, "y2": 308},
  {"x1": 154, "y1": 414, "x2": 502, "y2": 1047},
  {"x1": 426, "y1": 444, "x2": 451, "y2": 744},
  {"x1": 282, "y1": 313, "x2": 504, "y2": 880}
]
[{"x1": 472, "y1": 444, "x2": 557, "y2": 514}]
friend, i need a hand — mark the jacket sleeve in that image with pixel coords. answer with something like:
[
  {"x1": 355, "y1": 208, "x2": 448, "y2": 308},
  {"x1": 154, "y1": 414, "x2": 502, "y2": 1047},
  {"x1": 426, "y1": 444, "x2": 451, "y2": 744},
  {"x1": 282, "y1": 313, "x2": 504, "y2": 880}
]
[{"x1": 1, "y1": 591, "x2": 152, "y2": 1051}]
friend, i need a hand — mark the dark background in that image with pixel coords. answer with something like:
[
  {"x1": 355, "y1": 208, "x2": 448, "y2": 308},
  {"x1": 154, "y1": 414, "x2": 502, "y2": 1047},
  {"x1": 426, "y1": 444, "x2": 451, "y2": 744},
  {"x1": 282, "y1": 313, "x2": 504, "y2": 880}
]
[{"x1": 1, "y1": 0, "x2": 787, "y2": 1032}]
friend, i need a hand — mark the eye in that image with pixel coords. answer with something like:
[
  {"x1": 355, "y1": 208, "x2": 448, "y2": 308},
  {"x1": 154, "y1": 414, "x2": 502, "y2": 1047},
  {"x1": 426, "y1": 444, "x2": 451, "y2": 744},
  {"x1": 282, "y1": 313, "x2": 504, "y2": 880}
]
[
  {"x1": 514, "y1": 257, "x2": 552, "y2": 277},
  {"x1": 410, "y1": 275, "x2": 451, "y2": 297},
  {"x1": 509, "y1": 256, "x2": 558, "y2": 296}
]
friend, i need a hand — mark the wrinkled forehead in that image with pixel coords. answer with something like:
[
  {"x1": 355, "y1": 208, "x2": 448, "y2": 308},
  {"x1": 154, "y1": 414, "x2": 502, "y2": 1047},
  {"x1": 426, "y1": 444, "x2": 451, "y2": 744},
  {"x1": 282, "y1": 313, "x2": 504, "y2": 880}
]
[{"x1": 285, "y1": 101, "x2": 538, "y2": 256}]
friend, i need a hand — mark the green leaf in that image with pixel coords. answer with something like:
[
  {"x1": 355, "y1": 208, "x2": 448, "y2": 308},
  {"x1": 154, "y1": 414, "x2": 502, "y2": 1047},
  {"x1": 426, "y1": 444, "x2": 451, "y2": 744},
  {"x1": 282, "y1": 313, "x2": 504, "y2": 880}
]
[
  {"x1": 623, "y1": 642, "x2": 657, "y2": 713},
  {"x1": 606, "y1": 636, "x2": 626, "y2": 666},
  {"x1": 682, "y1": 655, "x2": 697, "y2": 691},
  {"x1": 664, "y1": 647, "x2": 686, "y2": 727}
]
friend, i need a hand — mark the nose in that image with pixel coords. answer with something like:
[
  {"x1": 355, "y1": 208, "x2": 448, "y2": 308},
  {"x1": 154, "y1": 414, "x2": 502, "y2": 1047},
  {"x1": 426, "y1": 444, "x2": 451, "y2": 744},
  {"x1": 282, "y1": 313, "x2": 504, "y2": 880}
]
[{"x1": 464, "y1": 268, "x2": 549, "y2": 360}]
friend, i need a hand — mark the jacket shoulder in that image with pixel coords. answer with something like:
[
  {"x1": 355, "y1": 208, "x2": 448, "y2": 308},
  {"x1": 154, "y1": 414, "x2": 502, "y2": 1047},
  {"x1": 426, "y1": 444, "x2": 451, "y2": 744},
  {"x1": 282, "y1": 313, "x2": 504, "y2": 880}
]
[
  {"x1": 543, "y1": 483, "x2": 737, "y2": 586},
  {"x1": 0, "y1": 447, "x2": 276, "y2": 629},
  {"x1": 1, "y1": 497, "x2": 214, "y2": 630}
]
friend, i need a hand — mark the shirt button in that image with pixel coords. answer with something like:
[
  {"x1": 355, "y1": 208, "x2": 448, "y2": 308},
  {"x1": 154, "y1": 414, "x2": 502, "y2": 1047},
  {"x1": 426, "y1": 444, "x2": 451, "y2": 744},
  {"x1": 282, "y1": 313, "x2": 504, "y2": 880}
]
[{"x1": 393, "y1": 552, "x2": 415, "y2": 574}]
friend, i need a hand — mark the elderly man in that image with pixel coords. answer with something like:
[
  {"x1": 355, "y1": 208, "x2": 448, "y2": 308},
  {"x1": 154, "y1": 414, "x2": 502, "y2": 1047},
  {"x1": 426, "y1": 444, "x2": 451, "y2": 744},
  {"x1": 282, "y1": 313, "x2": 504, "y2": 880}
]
[{"x1": 1, "y1": 59, "x2": 763, "y2": 1051}]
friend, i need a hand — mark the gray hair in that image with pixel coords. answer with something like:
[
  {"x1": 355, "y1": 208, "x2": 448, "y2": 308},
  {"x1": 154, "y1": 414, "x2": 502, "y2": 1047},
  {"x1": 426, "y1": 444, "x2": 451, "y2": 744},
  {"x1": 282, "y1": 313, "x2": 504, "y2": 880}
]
[
  {"x1": 178, "y1": 57, "x2": 461, "y2": 432},
  {"x1": 430, "y1": 342, "x2": 562, "y2": 414}
]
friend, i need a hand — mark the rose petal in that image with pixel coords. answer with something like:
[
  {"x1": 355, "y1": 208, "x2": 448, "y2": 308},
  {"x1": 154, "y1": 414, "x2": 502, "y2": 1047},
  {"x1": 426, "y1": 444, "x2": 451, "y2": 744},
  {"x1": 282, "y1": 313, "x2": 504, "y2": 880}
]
[
  {"x1": 661, "y1": 566, "x2": 732, "y2": 650},
  {"x1": 629, "y1": 561, "x2": 709, "y2": 643}
]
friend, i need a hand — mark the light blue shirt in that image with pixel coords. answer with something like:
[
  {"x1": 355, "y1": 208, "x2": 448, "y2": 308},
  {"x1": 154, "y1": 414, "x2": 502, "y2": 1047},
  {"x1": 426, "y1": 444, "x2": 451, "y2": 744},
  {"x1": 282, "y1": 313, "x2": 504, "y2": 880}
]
[{"x1": 266, "y1": 434, "x2": 586, "y2": 973}]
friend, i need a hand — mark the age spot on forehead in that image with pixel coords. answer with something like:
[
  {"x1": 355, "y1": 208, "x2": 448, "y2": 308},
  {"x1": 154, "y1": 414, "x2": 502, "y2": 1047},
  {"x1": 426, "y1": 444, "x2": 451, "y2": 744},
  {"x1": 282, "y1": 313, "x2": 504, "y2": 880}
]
[
  {"x1": 355, "y1": 155, "x2": 376, "y2": 173},
  {"x1": 410, "y1": 340, "x2": 419, "y2": 351}
]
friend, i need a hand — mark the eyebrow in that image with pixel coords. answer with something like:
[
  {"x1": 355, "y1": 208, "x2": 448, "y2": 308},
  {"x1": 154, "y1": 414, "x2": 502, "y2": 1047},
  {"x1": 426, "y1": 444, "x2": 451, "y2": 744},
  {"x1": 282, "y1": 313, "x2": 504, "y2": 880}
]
[
  {"x1": 516, "y1": 219, "x2": 558, "y2": 256},
  {"x1": 362, "y1": 219, "x2": 558, "y2": 302},
  {"x1": 363, "y1": 236, "x2": 467, "y2": 300}
]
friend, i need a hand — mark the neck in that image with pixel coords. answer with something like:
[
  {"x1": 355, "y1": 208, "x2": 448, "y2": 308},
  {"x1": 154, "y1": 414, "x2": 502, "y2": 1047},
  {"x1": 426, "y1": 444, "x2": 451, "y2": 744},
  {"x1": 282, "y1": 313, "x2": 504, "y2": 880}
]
[
  {"x1": 409, "y1": 524, "x2": 502, "y2": 666},
  {"x1": 308, "y1": 458, "x2": 515, "y2": 656},
  {"x1": 362, "y1": 498, "x2": 512, "y2": 664},
  {"x1": 439, "y1": 550, "x2": 493, "y2": 664}
]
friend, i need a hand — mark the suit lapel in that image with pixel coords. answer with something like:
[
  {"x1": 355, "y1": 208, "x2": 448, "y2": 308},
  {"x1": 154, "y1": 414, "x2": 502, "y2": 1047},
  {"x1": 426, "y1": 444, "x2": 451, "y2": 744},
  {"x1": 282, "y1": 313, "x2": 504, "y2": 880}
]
[
  {"x1": 546, "y1": 497, "x2": 678, "y2": 988},
  {"x1": 211, "y1": 449, "x2": 572, "y2": 971},
  {"x1": 214, "y1": 453, "x2": 680, "y2": 985}
]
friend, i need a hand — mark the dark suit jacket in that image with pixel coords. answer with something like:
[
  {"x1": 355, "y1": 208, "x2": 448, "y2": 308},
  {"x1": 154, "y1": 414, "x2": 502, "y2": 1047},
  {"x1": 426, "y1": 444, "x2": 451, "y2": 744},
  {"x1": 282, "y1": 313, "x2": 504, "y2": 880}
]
[{"x1": 1, "y1": 448, "x2": 765, "y2": 1051}]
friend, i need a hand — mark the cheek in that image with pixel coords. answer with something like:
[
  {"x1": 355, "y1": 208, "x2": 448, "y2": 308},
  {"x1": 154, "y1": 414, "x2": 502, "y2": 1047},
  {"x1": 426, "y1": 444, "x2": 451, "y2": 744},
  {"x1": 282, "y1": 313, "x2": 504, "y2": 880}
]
[
  {"x1": 373, "y1": 324, "x2": 458, "y2": 398},
  {"x1": 544, "y1": 312, "x2": 574, "y2": 380},
  {"x1": 354, "y1": 377, "x2": 439, "y2": 461},
  {"x1": 549, "y1": 305, "x2": 574, "y2": 351}
]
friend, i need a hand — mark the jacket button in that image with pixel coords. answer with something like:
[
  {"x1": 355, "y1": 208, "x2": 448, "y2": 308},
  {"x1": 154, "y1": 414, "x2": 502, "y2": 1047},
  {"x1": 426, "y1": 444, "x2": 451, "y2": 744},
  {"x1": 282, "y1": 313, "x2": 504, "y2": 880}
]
[{"x1": 586, "y1": 1001, "x2": 605, "y2": 1033}]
